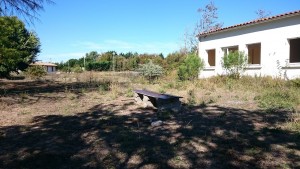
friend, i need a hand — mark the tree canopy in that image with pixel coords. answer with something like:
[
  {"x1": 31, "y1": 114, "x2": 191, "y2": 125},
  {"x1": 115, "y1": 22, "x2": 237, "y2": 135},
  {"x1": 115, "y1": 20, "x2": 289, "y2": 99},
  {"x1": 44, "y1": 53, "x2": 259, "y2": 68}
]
[
  {"x1": 0, "y1": 16, "x2": 40, "y2": 78},
  {"x1": 0, "y1": 0, "x2": 54, "y2": 23}
]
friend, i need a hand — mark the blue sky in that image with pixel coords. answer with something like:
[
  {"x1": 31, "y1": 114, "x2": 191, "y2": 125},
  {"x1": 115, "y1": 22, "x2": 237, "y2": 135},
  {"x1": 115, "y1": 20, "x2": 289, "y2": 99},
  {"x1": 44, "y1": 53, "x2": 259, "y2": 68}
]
[{"x1": 30, "y1": 0, "x2": 300, "y2": 62}]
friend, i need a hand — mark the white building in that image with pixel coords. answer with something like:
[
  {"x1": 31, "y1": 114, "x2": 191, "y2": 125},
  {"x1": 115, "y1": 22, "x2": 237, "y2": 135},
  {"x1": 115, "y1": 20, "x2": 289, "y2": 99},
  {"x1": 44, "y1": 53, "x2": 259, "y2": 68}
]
[{"x1": 198, "y1": 10, "x2": 300, "y2": 79}]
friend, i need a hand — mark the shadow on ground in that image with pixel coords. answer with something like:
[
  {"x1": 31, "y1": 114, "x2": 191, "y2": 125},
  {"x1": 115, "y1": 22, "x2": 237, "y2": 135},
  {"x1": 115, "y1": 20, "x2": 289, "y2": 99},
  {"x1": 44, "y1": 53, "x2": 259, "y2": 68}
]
[
  {"x1": 0, "y1": 80, "x2": 112, "y2": 96},
  {"x1": 0, "y1": 101, "x2": 299, "y2": 168},
  {"x1": 0, "y1": 80, "x2": 124, "y2": 105}
]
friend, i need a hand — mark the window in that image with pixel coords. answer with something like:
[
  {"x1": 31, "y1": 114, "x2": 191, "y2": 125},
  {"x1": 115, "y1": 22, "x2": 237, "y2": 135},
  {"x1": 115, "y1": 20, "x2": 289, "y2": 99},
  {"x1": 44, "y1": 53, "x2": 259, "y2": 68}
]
[
  {"x1": 207, "y1": 49, "x2": 216, "y2": 66},
  {"x1": 223, "y1": 46, "x2": 238, "y2": 56},
  {"x1": 290, "y1": 38, "x2": 300, "y2": 63},
  {"x1": 228, "y1": 46, "x2": 238, "y2": 52},
  {"x1": 247, "y1": 43, "x2": 261, "y2": 64}
]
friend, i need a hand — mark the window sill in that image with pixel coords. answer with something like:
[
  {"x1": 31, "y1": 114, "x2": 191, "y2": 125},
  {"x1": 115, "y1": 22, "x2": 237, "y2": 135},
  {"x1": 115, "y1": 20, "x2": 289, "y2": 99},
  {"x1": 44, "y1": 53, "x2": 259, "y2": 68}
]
[
  {"x1": 245, "y1": 65, "x2": 262, "y2": 70},
  {"x1": 282, "y1": 63, "x2": 300, "y2": 69},
  {"x1": 203, "y1": 67, "x2": 215, "y2": 71}
]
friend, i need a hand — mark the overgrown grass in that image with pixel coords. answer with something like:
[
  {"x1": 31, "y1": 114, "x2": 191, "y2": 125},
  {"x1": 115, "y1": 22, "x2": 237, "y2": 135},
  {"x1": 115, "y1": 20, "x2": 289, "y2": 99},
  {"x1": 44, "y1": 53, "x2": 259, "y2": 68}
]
[
  {"x1": 42, "y1": 72, "x2": 300, "y2": 132},
  {"x1": 284, "y1": 113, "x2": 300, "y2": 133},
  {"x1": 256, "y1": 88, "x2": 299, "y2": 112}
]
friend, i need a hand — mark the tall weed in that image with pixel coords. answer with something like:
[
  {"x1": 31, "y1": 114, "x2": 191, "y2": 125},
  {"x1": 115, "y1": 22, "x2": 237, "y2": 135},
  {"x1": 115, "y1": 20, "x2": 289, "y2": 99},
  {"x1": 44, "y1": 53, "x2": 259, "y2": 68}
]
[{"x1": 187, "y1": 89, "x2": 196, "y2": 106}]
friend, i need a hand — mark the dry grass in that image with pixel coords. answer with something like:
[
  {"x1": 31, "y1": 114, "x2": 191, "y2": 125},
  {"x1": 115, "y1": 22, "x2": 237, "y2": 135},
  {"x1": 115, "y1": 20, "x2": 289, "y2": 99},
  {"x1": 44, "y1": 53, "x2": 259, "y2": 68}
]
[{"x1": 0, "y1": 72, "x2": 299, "y2": 169}]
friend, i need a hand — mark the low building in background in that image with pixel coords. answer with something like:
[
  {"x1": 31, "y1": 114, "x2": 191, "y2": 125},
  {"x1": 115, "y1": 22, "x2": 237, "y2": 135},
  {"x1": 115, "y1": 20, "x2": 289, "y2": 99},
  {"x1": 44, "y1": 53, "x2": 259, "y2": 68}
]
[
  {"x1": 30, "y1": 62, "x2": 57, "y2": 73},
  {"x1": 198, "y1": 10, "x2": 300, "y2": 79}
]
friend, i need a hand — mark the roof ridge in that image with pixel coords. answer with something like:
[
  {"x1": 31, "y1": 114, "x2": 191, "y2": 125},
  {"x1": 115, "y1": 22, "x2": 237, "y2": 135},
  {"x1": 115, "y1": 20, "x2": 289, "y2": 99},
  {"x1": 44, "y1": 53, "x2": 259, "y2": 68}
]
[{"x1": 200, "y1": 9, "x2": 300, "y2": 36}]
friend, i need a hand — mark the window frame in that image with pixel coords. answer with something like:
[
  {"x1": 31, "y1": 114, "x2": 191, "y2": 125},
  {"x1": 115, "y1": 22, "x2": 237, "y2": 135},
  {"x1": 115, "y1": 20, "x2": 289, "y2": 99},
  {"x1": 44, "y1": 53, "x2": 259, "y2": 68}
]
[
  {"x1": 289, "y1": 38, "x2": 300, "y2": 63},
  {"x1": 206, "y1": 49, "x2": 216, "y2": 67},
  {"x1": 247, "y1": 43, "x2": 261, "y2": 65},
  {"x1": 222, "y1": 46, "x2": 239, "y2": 57}
]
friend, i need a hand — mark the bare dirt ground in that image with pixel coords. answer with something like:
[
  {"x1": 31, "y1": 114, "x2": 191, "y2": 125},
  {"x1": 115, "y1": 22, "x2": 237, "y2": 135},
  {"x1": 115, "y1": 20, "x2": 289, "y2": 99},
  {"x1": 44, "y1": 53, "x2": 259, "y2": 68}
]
[{"x1": 0, "y1": 79, "x2": 299, "y2": 169}]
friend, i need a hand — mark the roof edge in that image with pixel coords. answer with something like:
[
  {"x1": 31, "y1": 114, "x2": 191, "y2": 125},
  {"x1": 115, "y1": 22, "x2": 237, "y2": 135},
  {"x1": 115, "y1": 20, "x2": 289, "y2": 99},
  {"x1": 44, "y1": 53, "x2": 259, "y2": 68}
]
[{"x1": 199, "y1": 10, "x2": 300, "y2": 37}]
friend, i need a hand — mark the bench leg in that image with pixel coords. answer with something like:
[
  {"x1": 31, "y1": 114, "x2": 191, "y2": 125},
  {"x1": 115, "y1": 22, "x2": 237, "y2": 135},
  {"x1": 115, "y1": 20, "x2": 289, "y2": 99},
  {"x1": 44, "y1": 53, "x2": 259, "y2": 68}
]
[
  {"x1": 134, "y1": 93, "x2": 143, "y2": 104},
  {"x1": 143, "y1": 96, "x2": 154, "y2": 108},
  {"x1": 135, "y1": 93, "x2": 153, "y2": 108}
]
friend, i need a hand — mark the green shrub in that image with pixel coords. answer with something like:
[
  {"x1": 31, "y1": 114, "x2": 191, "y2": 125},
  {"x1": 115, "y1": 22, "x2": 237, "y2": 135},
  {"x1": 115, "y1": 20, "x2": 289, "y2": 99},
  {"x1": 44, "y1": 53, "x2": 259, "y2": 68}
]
[
  {"x1": 138, "y1": 60, "x2": 163, "y2": 82},
  {"x1": 258, "y1": 89, "x2": 299, "y2": 112},
  {"x1": 24, "y1": 66, "x2": 47, "y2": 80},
  {"x1": 221, "y1": 51, "x2": 247, "y2": 79},
  {"x1": 178, "y1": 53, "x2": 204, "y2": 81},
  {"x1": 72, "y1": 66, "x2": 83, "y2": 73}
]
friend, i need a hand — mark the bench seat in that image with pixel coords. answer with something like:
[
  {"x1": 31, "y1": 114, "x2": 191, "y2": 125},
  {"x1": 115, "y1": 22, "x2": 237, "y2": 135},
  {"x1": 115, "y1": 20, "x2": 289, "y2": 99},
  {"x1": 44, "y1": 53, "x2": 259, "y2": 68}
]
[{"x1": 134, "y1": 89, "x2": 182, "y2": 112}]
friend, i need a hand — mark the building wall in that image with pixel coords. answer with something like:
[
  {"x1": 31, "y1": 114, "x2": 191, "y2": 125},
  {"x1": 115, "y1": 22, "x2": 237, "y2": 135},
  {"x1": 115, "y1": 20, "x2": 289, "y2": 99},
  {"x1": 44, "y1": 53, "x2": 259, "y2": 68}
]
[
  {"x1": 198, "y1": 14, "x2": 300, "y2": 79},
  {"x1": 46, "y1": 66, "x2": 56, "y2": 73}
]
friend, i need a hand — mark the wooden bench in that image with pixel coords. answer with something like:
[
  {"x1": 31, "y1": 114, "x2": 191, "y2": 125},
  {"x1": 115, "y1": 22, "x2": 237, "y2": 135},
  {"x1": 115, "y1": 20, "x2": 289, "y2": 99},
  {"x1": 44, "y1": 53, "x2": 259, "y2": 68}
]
[{"x1": 134, "y1": 89, "x2": 182, "y2": 112}]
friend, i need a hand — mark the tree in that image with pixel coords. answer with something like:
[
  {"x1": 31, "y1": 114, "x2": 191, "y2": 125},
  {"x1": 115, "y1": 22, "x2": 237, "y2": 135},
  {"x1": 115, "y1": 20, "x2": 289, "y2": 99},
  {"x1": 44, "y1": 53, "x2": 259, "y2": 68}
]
[
  {"x1": 0, "y1": 16, "x2": 41, "y2": 78},
  {"x1": 177, "y1": 53, "x2": 204, "y2": 81},
  {"x1": 166, "y1": 51, "x2": 187, "y2": 70},
  {"x1": 86, "y1": 61, "x2": 111, "y2": 71},
  {"x1": 184, "y1": 1, "x2": 223, "y2": 53},
  {"x1": 221, "y1": 51, "x2": 247, "y2": 79},
  {"x1": 0, "y1": 0, "x2": 54, "y2": 23},
  {"x1": 255, "y1": 9, "x2": 271, "y2": 19},
  {"x1": 196, "y1": 1, "x2": 223, "y2": 33},
  {"x1": 85, "y1": 51, "x2": 99, "y2": 62}
]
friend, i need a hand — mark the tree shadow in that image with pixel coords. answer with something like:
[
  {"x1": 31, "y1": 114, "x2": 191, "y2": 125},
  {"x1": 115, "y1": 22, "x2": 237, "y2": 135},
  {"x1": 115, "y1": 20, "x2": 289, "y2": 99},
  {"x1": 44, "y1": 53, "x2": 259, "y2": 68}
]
[
  {"x1": 0, "y1": 101, "x2": 299, "y2": 168},
  {"x1": 0, "y1": 80, "x2": 116, "y2": 105}
]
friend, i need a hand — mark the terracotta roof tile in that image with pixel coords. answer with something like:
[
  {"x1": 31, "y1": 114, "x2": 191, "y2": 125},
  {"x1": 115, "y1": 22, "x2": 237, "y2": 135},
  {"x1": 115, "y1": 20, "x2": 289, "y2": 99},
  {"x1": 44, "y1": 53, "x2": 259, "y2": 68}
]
[{"x1": 199, "y1": 10, "x2": 300, "y2": 36}]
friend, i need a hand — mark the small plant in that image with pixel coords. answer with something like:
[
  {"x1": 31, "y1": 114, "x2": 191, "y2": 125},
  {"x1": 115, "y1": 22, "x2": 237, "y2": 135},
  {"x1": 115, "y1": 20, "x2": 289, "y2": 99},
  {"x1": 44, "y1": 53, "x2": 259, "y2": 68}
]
[
  {"x1": 125, "y1": 88, "x2": 134, "y2": 97},
  {"x1": 165, "y1": 82, "x2": 175, "y2": 89},
  {"x1": 98, "y1": 82, "x2": 110, "y2": 94},
  {"x1": 24, "y1": 65, "x2": 47, "y2": 80},
  {"x1": 159, "y1": 88, "x2": 166, "y2": 94},
  {"x1": 109, "y1": 82, "x2": 121, "y2": 99},
  {"x1": 187, "y1": 89, "x2": 196, "y2": 105},
  {"x1": 178, "y1": 53, "x2": 204, "y2": 81},
  {"x1": 225, "y1": 77, "x2": 234, "y2": 90},
  {"x1": 199, "y1": 100, "x2": 207, "y2": 108},
  {"x1": 221, "y1": 51, "x2": 247, "y2": 79}
]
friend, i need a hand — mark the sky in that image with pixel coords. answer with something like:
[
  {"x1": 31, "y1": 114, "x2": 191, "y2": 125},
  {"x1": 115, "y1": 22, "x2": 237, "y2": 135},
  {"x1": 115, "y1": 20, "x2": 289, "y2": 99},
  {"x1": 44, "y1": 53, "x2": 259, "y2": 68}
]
[{"x1": 29, "y1": 0, "x2": 300, "y2": 63}]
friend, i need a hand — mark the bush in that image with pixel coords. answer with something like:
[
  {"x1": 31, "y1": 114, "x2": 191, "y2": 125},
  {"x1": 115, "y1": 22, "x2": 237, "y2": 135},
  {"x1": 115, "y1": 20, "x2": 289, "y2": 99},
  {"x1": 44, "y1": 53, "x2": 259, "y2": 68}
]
[
  {"x1": 178, "y1": 53, "x2": 204, "y2": 81},
  {"x1": 24, "y1": 66, "x2": 47, "y2": 80},
  {"x1": 138, "y1": 60, "x2": 163, "y2": 82},
  {"x1": 221, "y1": 51, "x2": 247, "y2": 79},
  {"x1": 71, "y1": 66, "x2": 83, "y2": 73}
]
